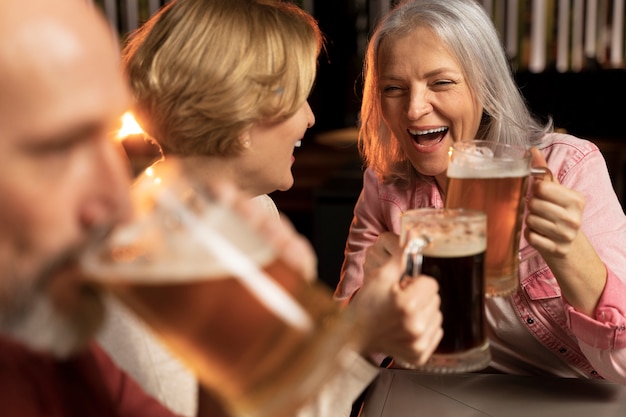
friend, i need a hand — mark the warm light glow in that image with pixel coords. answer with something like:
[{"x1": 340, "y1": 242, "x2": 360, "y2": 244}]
[
  {"x1": 144, "y1": 166, "x2": 162, "y2": 185},
  {"x1": 117, "y1": 112, "x2": 144, "y2": 140}
]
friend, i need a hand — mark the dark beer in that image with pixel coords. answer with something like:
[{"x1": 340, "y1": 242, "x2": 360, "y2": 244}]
[
  {"x1": 421, "y1": 251, "x2": 486, "y2": 353},
  {"x1": 401, "y1": 208, "x2": 490, "y2": 372}
]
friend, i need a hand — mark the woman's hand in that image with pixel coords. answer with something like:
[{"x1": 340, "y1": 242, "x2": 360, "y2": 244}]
[
  {"x1": 525, "y1": 147, "x2": 585, "y2": 259},
  {"x1": 525, "y1": 147, "x2": 606, "y2": 317}
]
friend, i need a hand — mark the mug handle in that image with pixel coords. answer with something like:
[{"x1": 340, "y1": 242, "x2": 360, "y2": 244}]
[
  {"x1": 530, "y1": 166, "x2": 553, "y2": 181},
  {"x1": 401, "y1": 236, "x2": 430, "y2": 283}
]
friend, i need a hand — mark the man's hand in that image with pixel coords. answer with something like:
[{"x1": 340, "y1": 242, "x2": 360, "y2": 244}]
[{"x1": 350, "y1": 232, "x2": 443, "y2": 367}]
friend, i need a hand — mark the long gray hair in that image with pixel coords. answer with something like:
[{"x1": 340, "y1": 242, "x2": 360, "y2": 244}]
[{"x1": 360, "y1": 0, "x2": 552, "y2": 184}]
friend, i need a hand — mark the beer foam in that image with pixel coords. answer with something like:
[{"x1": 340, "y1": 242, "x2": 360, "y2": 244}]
[
  {"x1": 83, "y1": 202, "x2": 276, "y2": 282},
  {"x1": 82, "y1": 159, "x2": 315, "y2": 331},
  {"x1": 447, "y1": 161, "x2": 529, "y2": 178},
  {"x1": 448, "y1": 143, "x2": 530, "y2": 178},
  {"x1": 422, "y1": 235, "x2": 486, "y2": 257},
  {"x1": 83, "y1": 191, "x2": 313, "y2": 332},
  {"x1": 402, "y1": 210, "x2": 486, "y2": 258}
]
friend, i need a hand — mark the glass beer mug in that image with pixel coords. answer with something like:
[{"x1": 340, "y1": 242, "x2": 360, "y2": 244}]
[
  {"x1": 400, "y1": 208, "x2": 490, "y2": 373},
  {"x1": 445, "y1": 140, "x2": 551, "y2": 297},
  {"x1": 81, "y1": 158, "x2": 359, "y2": 417}
]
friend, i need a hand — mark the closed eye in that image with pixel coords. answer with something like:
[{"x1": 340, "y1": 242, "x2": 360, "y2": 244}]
[
  {"x1": 22, "y1": 123, "x2": 101, "y2": 161},
  {"x1": 382, "y1": 85, "x2": 405, "y2": 96}
]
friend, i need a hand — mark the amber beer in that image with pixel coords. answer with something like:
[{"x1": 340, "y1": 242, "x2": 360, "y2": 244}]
[
  {"x1": 81, "y1": 159, "x2": 358, "y2": 417},
  {"x1": 445, "y1": 141, "x2": 531, "y2": 297},
  {"x1": 103, "y1": 257, "x2": 353, "y2": 417},
  {"x1": 401, "y1": 208, "x2": 490, "y2": 373}
]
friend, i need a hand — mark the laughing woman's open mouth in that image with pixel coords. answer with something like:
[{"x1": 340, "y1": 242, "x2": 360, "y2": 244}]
[{"x1": 408, "y1": 127, "x2": 449, "y2": 148}]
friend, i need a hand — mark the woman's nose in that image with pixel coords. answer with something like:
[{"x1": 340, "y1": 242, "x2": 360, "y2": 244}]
[
  {"x1": 407, "y1": 90, "x2": 433, "y2": 120},
  {"x1": 305, "y1": 101, "x2": 315, "y2": 128}
]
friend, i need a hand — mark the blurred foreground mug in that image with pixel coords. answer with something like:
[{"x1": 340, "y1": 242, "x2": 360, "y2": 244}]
[
  {"x1": 400, "y1": 208, "x2": 490, "y2": 373},
  {"x1": 445, "y1": 140, "x2": 548, "y2": 297},
  {"x1": 81, "y1": 159, "x2": 358, "y2": 417}
]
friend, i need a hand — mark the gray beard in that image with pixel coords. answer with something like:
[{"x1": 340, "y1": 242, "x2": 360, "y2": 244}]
[{"x1": 0, "y1": 289, "x2": 105, "y2": 358}]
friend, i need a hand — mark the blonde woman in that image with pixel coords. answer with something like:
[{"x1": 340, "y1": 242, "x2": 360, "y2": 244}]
[{"x1": 99, "y1": 1, "x2": 444, "y2": 416}]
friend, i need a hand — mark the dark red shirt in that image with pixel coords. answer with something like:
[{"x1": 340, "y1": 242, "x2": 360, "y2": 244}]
[{"x1": 0, "y1": 336, "x2": 179, "y2": 417}]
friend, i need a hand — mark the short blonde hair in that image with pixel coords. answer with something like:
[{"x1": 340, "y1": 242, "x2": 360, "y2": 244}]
[{"x1": 123, "y1": 0, "x2": 323, "y2": 156}]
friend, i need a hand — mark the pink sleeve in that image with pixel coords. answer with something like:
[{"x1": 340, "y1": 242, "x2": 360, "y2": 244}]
[
  {"x1": 553, "y1": 140, "x2": 626, "y2": 340},
  {"x1": 545, "y1": 136, "x2": 626, "y2": 381},
  {"x1": 335, "y1": 169, "x2": 398, "y2": 300}
]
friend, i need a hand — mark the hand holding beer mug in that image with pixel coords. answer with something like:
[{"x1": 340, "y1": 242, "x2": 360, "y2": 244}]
[
  {"x1": 81, "y1": 159, "x2": 359, "y2": 417},
  {"x1": 445, "y1": 140, "x2": 550, "y2": 297},
  {"x1": 399, "y1": 208, "x2": 490, "y2": 373}
]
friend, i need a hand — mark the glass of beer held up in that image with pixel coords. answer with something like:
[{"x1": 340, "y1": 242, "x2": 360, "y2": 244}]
[
  {"x1": 445, "y1": 140, "x2": 548, "y2": 297},
  {"x1": 81, "y1": 159, "x2": 360, "y2": 417},
  {"x1": 400, "y1": 208, "x2": 490, "y2": 373}
]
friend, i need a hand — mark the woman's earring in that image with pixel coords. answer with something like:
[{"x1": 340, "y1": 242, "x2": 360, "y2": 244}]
[{"x1": 243, "y1": 139, "x2": 251, "y2": 148}]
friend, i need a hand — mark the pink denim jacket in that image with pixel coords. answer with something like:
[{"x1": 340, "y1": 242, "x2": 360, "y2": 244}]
[{"x1": 335, "y1": 133, "x2": 626, "y2": 383}]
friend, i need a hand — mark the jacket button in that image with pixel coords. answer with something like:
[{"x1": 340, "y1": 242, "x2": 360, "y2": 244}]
[
  {"x1": 526, "y1": 317, "x2": 534, "y2": 324},
  {"x1": 558, "y1": 347, "x2": 567, "y2": 354}
]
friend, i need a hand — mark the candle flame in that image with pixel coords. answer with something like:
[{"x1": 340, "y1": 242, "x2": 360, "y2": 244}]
[{"x1": 116, "y1": 112, "x2": 144, "y2": 140}]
